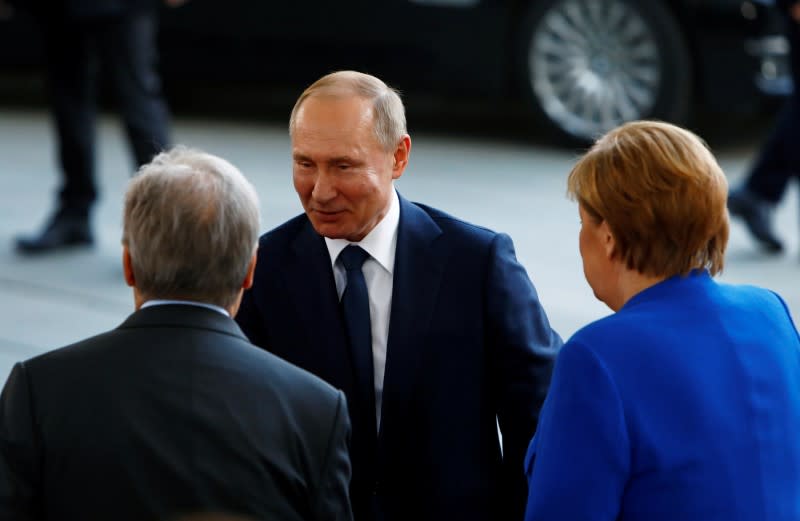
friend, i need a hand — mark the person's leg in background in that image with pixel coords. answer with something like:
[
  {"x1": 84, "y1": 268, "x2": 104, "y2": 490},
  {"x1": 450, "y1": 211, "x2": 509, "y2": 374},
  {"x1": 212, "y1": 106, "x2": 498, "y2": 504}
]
[
  {"x1": 729, "y1": 14, "x2": 800, "y2": 253},
  {"x1": 102, "y1": 7, "x2": 171, "y2": 169},
  {"x1": 15, "y1": 17, "x2": 96, "y2": 253}
]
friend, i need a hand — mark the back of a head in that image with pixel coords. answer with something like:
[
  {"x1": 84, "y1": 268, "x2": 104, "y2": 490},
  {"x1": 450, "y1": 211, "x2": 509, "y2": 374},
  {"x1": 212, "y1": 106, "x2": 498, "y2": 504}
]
[
  {"x1": 567, "y1": 120, "x2": 729, "y2": 278},
  {"x1": 122, "y1": 146, "x2": 260, "y2": 309},
  {"x1": 289, "y1": 70, "x2": 407, "y2": 151}
]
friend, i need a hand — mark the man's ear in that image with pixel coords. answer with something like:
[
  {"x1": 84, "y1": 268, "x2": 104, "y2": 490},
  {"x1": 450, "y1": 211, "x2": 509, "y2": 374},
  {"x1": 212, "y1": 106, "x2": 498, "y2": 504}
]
[
  {"x1": 122, "y1": 245, "x2": 136, "y2": 288},
  {"x1": 391, "y1": 134, "x2": 411, "y2": 180},
  {"x1": 242, "y1": 250, "x2": 258, "y2": 290}
]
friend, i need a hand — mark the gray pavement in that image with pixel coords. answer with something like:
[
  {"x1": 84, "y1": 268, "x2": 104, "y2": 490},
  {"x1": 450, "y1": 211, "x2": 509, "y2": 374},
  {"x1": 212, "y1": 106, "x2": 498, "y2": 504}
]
[{"x1": 1, "y1": 108, "x2": 798, "y2": 383}]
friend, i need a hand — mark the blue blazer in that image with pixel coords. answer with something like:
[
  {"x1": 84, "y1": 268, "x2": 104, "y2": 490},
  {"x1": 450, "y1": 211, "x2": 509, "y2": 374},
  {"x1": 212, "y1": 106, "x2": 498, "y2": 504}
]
[
  {"x1": 524, "y1": 271, "x2": 800, "y2": 521},
  {"x1": 236, "y1": 193, "x2": 561, "y2": 521}
]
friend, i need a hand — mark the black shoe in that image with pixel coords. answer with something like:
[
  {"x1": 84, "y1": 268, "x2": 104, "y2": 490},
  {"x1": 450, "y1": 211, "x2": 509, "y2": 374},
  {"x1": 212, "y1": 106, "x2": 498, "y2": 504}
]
[
  {"x1": 727, "y1": 188, "x2": 784, "y2": 253},
  {"x1": 15, "y1": 214, "x2": 94, "y2": 254}
]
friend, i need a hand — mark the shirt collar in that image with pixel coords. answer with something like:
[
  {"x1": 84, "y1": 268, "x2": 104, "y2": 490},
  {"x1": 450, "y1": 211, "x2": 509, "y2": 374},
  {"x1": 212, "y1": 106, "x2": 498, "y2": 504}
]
[
  {"x1": 141, "y1": 299, "x2": 230, "y2": 317},
  {"x1": 325, "y1": 188, "x2": 400, "y2": 274}
]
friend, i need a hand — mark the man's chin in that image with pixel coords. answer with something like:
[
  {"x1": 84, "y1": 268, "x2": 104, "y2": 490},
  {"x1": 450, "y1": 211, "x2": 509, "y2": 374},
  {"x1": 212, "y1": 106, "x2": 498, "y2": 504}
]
[{"x1": 310, "y1": 220, "x2": 346, "y2": 240}]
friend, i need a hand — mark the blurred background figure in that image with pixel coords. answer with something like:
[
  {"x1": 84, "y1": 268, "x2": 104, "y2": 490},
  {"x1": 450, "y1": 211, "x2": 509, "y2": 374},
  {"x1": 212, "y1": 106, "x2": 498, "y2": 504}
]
[
  {"x1": 525, "y1": 121, "x2": 800, "y2": 521},
  {"x1": 4, "y1": 0, "x2": 186, "y2": 254},
  {"x1": 728, "y1": 0, "x2": 800, "y2": 255},
  {"x1": 0, "y1": 147, "x2": 353, "y2": 521}
]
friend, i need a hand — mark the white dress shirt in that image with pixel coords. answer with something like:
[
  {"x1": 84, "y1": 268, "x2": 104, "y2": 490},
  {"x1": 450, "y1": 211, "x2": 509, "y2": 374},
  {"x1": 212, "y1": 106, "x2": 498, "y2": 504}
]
[
  {"x1": 325, "y1": 189, "x2": 399, "y2": 429},
  {"x1": 141, "y1": 299, "x2": 230, "y2": 317}
]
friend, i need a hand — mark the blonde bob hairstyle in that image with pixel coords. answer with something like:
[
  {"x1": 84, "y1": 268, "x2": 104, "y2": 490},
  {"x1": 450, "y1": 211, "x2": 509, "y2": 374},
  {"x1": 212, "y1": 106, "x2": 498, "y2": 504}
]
[
  {"x1": 567, "y1": 120, "x2": 729, "y2": 278},
  {"x1": 288, "y1": 70, "x2": 407, "y2": 152}
]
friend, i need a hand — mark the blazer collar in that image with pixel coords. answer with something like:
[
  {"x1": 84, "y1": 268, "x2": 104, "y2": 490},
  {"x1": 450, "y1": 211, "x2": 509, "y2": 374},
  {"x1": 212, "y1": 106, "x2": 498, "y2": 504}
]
[
  {"x1": 118, "y1": 303, "x2": 249, "y2": 341},
  {"x1": 288, "y1": 220, "x2": 354, "y2": 385},
  {"x1": 380, "y1": 194, "x2": 446, "y2": 434}
]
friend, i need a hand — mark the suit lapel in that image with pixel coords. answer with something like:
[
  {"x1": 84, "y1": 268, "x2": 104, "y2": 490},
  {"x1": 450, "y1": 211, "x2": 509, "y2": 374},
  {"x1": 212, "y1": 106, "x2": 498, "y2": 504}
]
[
  {"x1": 380, "y1": 196, "x2": 446, "y2": 435},
  {"x1": 285, "y1": 220, "x2": 356, "y2": 391},
  {"x1": 280, "y1": 203, "x2": 447, "y2": 442},
  {"x1": 286, "y1": 220, "x2": 379, "y2": 465}
]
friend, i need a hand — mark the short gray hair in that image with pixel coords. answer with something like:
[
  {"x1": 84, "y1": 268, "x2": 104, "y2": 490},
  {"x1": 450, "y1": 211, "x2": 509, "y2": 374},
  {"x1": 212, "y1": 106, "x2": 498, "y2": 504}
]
[
  {"x1": 122, "y1": 146, "x2": 260, "y2": 309},
  {"x1": 289, "y1": 70, "x2": 407, "y2": 151}
]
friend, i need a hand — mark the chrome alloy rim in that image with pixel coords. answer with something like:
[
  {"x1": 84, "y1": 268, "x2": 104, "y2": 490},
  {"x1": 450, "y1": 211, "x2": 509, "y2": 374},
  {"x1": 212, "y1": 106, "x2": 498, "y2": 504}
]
[{"x1": 530, "y1": 0, "x2": 661, "y2": 140}]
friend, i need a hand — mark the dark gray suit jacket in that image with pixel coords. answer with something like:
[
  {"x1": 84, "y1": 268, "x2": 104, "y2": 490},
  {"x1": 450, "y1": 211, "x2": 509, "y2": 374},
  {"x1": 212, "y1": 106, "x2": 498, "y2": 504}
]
[{"x1": 0, "y1": 304, "x2": 352, "y2": 521}]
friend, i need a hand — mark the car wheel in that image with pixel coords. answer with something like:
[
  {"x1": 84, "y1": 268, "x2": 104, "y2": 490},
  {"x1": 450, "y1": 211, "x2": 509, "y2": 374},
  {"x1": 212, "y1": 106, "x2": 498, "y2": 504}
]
[{"x1": 518, "y1": 0, "x2": 691, "y2": 144}]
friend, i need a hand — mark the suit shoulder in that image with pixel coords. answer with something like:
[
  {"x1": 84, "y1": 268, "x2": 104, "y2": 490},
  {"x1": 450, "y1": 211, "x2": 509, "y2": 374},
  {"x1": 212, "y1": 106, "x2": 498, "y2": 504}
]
[
  {"x1": 716, "y1": 280, "x2": 786, "y2": 308},
  {"x1": 23, "y1": 329, "x2": 118, "y2": 369},
  {"x1": 259, "y1": 213, "x2": 309, "y2": 247},
  {"x1": 239, "y1": 345, "x2": 347, "y2": 436},
  {"x1": 239, "y1": 342, "x2": 343, "y2": 403},
  {"x1": 567, "y1": 312, "x2": 644, "y2": 360},
  {"x1": 569, "y1": 314, "x2": 615, "y2": 345},
  {"x1": 412, "y1": 202, "x2": 498, "y2": 243}
]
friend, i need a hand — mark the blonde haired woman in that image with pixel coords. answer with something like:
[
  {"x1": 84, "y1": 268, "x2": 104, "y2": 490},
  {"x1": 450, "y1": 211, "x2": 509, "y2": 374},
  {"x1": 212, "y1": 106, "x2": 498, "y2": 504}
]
[{"x1": 524, "y1": 121, "x2": 800, "y2": 521}]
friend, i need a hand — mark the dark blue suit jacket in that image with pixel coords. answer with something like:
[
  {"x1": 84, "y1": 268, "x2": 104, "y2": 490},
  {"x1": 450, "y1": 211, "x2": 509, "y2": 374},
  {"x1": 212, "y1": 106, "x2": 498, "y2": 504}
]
[{"x1": 236, "y1": 194, "x2": 561, "y2": 521}]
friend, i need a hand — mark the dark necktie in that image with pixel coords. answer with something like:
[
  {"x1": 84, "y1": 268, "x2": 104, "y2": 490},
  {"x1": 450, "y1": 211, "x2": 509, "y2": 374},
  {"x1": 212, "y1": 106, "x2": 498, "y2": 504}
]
[{"x1": 339, "y1": 245, "x2": 376, "y2": 428}]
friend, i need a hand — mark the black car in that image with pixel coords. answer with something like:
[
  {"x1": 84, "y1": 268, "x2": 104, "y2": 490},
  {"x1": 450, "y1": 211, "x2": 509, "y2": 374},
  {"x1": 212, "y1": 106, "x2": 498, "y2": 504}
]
[{"x1": 0, "y1": 0, "x2": 791, "y2": 143}]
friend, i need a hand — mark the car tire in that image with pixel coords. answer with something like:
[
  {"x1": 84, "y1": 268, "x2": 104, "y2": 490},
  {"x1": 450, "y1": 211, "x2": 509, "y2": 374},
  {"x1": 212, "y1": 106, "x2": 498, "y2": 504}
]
[{"x1": 517, "y1": 0, "x2": 691, "y2": 144}]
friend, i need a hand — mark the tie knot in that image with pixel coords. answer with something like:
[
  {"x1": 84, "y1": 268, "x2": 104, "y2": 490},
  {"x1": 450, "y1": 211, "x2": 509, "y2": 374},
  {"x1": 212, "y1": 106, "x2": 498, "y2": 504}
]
[{"x1": 339, "y1": 245, "x2": 370, "y2": 270}]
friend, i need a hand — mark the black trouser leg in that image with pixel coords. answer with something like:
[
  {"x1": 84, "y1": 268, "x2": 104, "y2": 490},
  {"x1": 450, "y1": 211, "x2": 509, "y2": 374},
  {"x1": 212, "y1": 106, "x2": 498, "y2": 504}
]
[
  {"x1": 100, "y1": 10, "x2": 171, "y2": 170},
  {"x1": 745, "y1": 17, "x2": 800, "y2": 203},
  {"x1": 745, "y1": 98, "x2": 799, "y2": 203},
  {"x1": 43, "y1": 19, "x2": 97, "y2": 218}
]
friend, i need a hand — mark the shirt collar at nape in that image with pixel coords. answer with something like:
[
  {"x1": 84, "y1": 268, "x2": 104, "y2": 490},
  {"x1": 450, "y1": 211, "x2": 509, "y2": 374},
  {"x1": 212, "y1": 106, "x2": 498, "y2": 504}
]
[{"x1": 141, "y1": 299, "x2": 230, "y2": 317}]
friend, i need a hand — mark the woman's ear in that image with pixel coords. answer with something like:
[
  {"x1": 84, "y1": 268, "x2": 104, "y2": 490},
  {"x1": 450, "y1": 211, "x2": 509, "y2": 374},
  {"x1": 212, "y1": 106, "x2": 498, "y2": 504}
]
[{"x1": 599, "y1": 220, "x2": 616, "y2": 260}]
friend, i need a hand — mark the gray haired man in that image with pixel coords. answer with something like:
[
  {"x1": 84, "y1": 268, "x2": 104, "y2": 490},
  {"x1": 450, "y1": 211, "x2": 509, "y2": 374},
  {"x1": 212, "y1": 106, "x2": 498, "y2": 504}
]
[{"x1": 0, "y1": 147, "x2": 353, "y2": 521}]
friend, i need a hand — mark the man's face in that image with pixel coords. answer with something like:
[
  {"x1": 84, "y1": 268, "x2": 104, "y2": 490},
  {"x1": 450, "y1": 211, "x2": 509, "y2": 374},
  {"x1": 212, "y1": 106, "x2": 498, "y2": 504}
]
[{"x1": 292, "y1": 95, "x2": 408, "y2": 242}]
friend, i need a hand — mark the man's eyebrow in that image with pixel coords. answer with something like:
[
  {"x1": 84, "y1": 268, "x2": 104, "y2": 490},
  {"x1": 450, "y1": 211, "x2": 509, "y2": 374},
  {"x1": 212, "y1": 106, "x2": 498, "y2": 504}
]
[
  {"x1": 292, "y1": 153, "x2": 364, "y2": 164},
  {"x1": 328, "y1": 156, "x2": 362, "y2": 164}
]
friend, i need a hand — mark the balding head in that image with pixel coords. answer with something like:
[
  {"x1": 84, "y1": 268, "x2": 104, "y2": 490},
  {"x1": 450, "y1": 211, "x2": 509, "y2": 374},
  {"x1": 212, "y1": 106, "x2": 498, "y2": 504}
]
[{"x1": 289, "y1": 70, "x2": 407, "y2": 152}]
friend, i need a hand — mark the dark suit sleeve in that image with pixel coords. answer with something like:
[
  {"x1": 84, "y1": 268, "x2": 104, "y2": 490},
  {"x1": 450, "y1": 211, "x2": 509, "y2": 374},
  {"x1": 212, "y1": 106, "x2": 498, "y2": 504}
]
[
  {"x1": 0, "y1": 362, "x2": 41, "y2": 521},
  {"x1": 312, "y1": 391, "x2": 353, "y2": 521},
  {"x1": 485, "y1": 233, "x2": 562, "y2": 518}
]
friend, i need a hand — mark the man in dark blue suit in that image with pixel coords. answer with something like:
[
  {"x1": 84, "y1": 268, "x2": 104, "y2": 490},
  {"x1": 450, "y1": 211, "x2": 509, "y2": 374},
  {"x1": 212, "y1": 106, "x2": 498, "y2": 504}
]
[{"x1": 235, "y1": 70, "x2": 562, "y2": 521}]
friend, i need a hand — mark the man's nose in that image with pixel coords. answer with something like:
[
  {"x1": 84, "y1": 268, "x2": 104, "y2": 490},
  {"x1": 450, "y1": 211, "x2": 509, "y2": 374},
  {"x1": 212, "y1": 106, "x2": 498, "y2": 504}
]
[{"x1": 311, "y1": 170, "x2": 337, "y2": 202}]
